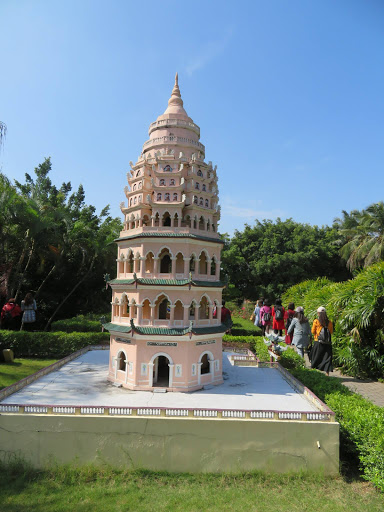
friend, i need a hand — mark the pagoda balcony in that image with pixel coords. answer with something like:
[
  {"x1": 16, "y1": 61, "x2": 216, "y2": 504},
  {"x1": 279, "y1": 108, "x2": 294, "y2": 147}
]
[
  {"x1": 148, "y1": 119, "x2": 200, "y2": 137},
  {"x1": 113, "y1": 317, "x2": 221, "y2": 328},
  {"x1": 142, "y1": 136, "x2": 205, "y2": 154},
  {"x1": 119, "y1": 225, "x2": 220, "y2": 239}
]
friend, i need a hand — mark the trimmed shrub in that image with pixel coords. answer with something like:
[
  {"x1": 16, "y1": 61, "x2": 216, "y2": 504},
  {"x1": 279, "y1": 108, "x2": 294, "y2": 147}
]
[
  {"x1": 0, "y1": 331, "x2": 109, "y2": 359},
  {"x1": 51, "y1": 315, "x2": 103, "y2": 333},
  {"x1": 278, "y1": 349, "x2": 305, "y2": 370},
  {"x1": 291, "y1": 367, "x2": 384, "y2": 492}
]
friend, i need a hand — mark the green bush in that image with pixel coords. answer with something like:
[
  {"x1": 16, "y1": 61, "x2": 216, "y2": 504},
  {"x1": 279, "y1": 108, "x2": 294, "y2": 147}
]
[
  {"x1": 291, "y1": 367, "x2": 384, "y2": 492},
  {"x1": 223, "y1": 335, "x2": 270, "y2": 362},
  {"x1": 51, "y1": 315, "x2": 104, "y2": 333},
  {"x1": 231, "y1": 317, "x2": 262, "y2": 337},
  {"x1": 278, "y1": 349, "x2": 305, "y2": 370},
  {"x1": 0, "y1": 331, "x2": 109, "y2": 359}
]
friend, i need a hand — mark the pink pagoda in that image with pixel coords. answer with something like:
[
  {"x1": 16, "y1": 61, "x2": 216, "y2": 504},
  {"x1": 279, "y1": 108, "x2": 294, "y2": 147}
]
[{"x1": 105, "y1": 74, "x2": 225, "y2": 392}]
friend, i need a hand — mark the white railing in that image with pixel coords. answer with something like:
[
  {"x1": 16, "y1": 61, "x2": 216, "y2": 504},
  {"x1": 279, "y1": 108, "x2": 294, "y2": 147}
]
[
  {"x1": 149, "y1": 119, "x2": 200, "y2": 136},
  {"x1": 143, "y1": 136, "x2": 205, "y2": 152},
  {"x1": 0, "y1": 403, "x2": 335, "y2": 421}
]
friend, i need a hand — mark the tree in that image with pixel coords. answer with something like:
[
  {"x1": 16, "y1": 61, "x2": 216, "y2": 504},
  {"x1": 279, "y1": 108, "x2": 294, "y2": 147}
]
[
  {"x1": 221, "y1": 218, "x2": 349, "y2": 301},
  {"x1": 336, "y1": 202, "x2": 384, "y2": 270}
]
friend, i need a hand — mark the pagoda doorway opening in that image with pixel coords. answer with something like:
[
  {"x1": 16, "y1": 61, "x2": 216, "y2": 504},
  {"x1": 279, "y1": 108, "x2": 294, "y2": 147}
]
[{"x1": 153, "y1": 355, "x2": 170, "y2": 387}]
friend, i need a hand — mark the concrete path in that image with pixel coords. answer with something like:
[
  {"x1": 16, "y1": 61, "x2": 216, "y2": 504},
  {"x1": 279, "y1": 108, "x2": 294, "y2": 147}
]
[{"x1": 303, "y1": 354, "x2": 384, "y2": 407}]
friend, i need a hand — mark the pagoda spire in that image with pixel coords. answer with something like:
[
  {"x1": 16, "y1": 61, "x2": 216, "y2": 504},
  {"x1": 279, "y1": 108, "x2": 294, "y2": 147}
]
[{"x1": 163, "y1": 72, "x2": 188, "y2": 116}]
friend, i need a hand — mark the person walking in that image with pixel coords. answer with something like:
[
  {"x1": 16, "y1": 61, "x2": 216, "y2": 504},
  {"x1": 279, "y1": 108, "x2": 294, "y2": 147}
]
[
  {"x1": 311, "y1": 306, "x2": 333, "y2": 376},
  {"x1": 287, "y1": 306, "x2": 311, "y2": 357},
  {"x1": 1, "y1": 298, "x2": 22, "y2": 330},
  {"x1": 272, "y1": 299, "x2": 285, "y2": 336},
  {"x1": 284, "y1": 302, "x2": 295, "y2": 345},
  {"x1": 221, "y1": 300, "x2": 233, "y2": 334},
  {"x1": 20, "y1": 293, "x2": 37, "y2": 331},
  {"x1": 252, "y1": 299, "x2": 263, "y2": 329},
  {"x1": 260, "y1": 300, "x2": 272, "y2": 335}
]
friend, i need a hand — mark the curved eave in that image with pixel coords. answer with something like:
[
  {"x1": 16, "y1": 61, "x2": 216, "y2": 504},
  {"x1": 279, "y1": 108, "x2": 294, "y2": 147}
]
[
  {"x1": 103, "y1": 322, "x2": 227, "y2": 336},
  {"x1": 109, "y1": 278, "x2": 225, "y2": 288},
  {"x1": 115, "y1": 232, "x2": 224, "y2": 244}
]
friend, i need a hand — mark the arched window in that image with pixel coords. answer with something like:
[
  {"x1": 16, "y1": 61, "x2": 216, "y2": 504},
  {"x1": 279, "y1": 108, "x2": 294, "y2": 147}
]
[
  {"x1": 205, "y1": 199, "x2": 209, "y2": 207},
  {"x1": 211, "y1": 258, "x2": 216, "y2": 276},
  {"x1": 173, "y1": 193, "x2": 178, "y2": 201},
  {"x1": 138, "y1": 195, "x2": 142, "y2": 203},
  {"x1": 197, "y1": 170, "x2": 203, "y2": 177},
  {"x1": 199, "y1": 197, "x2": 204, "y2": 206},
  {"x1": 159, "y1": 249, "x2": 172, "y2": 273},
  {"x1": 128, "y1": 252, "x2": 134, "y2": 273},
  {"x1": 129, "y1": 198, "x2": 132, "y2": 206},
  {"x1": 193, "y1": 196, "x2": 198, "y2": 205},
  {"x1": 212, "y1": 224, "x2": 215, "y2": 232},
  {"x1": 190, "y1": 255, "x2": 196, "y2": 272},
  {"x1": 117, "y1": 352, "x2": 126, "y2": 371},
  {"x1": 195, "y1": 182, "x2": 200, "y2": 190},
  {"x1": 158, "y1": 298, "x2": 170, "y2": 319},
  {"x1": 160, "y1": 179, "x2": 165, "y2": 186},
  {"x1": 199, "y1": 216, "x2": 205, "y2": 230},
  {"x1": 133, "y1": 184, "x2": 137, "y2": 191},
  {"x1": 145, "y1": 252, "x2": 154, "y2": 273},
  {"x1": 199, "y1": 252, "x2": 208, "y2": 274},
  {"x1": 134, "y1": 197, "x2": 137, "y2": 204},
  {"x1": 121, "y1": 296, "x2": 129, "y2": 318},
  {"x1": 175, "y1": 252, "x2": 184, "y2": 273},
  {"x1": 170, "y1": 179, "x2": 175, "y2": 186},
  {"x1": 136, "y1": 170, "x2": 141, "y2": 177},
  {"x1": 202, "y1": 184, "x2": 206, "y2": 192},
  {"x1": 138, "y1": 182, "x2": 142, "y2": 188},
  {"x1": 162, "y1": 213, "x2": 171, "y2": 226},
  {"x1": 201, "y1": 354, "x2": 210, "y2": 374},
  {"x1": 199, "y1": 296, "x2": 209, "y2": 319},
  {"x1": 157, "y1": 193, "x2": 162, "y2": 201},
  {"x1": 165, "y1": 193, "x2": 170, "y2": 201},
  {"x1": 164, "y1": 165, "x2": 172, "y2": 172}
]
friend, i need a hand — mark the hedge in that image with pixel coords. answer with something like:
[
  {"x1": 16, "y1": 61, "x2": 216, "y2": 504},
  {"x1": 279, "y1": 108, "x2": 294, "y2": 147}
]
[
  {"x1": 291, "y1": 367, "x2": 384, "y2": 492},
  {"x1": 51, "y1": 315, "x2": 103, "y2": 333},
  {"x1": 0, "y1": 331, "x2": 109, "y2": 359}
]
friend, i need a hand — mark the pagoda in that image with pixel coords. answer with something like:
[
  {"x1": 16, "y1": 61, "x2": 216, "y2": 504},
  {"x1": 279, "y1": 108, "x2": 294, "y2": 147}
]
[{"x1": 105, "y1": 74, "x2": 225, "y2": 392}]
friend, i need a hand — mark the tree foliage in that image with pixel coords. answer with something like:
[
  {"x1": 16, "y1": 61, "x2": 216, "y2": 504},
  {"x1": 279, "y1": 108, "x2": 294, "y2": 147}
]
[
  {"x1": 221, "y1": 218, "x2": 349, "y2": 301},
  {"x1": 336, "y1": 201, "x2": 384, "y2": 270},
  {"x1": 0, "y1": 159, "x2": 122, "y2": 327}
]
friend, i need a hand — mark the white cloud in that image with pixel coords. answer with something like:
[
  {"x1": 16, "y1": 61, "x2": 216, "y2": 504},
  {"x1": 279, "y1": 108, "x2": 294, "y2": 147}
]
[
  {"x1": 185, "y1": 29, "x2": 234, "y2": 76},
  {"x1": 221, "y1": 197, "x2": 284, "y2": 220}
]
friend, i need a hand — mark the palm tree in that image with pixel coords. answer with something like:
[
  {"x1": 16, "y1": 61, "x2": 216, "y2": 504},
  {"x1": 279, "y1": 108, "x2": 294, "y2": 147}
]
[{"x1": 336, "y1": 202, "x2": 384, "y2": 270}]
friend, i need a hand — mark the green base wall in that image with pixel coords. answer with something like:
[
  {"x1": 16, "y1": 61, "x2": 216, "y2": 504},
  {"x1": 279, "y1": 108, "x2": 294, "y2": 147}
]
[{"x1": 0, "y1": 415, "x2": 339, "y2": 474}]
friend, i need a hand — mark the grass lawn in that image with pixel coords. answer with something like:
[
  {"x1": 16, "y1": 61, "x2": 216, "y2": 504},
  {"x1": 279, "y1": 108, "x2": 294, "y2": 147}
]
[
  {"x1": 0, "y1": 465, "x2": 383, "y2": 512},
  {"x1": 0, "y1": 358, "x2": 58, "y2": 390}
]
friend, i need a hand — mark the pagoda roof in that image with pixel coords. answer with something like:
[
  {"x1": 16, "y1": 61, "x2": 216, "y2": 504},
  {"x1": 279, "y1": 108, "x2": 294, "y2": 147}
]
[
  {"x1": 103, "y1": 322, "x2": 227, "y2": 336},
  {"x1": 108, "y1": 278, "x2": 224, "y2": 287},
  {"x1": 116, "y1": 232, "x2": 224, "y2": 244}
]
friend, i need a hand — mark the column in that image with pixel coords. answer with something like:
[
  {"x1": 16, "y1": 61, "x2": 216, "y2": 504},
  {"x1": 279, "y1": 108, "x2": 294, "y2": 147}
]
[
  {"x1": 194, "y1": 259, "x2": 200, "y2": 279},
  {"x1": 216, "y1": 260, "x2": 221, "y2": 280},
  {"x1": 139, "y1": 257, "x2": 145, "y2": 276},
  {"x1": 209, "y1": 359, "x2": 214, "y2": 383},
  {"x1": 184, "y1": 257, "x2": 190, "y2": 276},
  {"x1": 216, "y1": 305, "x2": 222, "y2": 324},
  {"x1": 207, "y1": 258, "x2": 212, "y2": 277},
  {"x1": 114, "y1": 357, "x2": 118, "y2": 380},
  {"x1": 168, "y1": 363, "x2": 174, "y2": 388},
  {"x1": 139, "y1": 217, "x2": 143, "y2": 227},
  {"x1": 169, "y1": 304, "x2": 175, "y2": 325},
  {"x1": 171, "y1": 257, "x2": 177, "y2": 275},
  {"x1": 170, "y1": 216, "x2": 174, "y2": 228},
  {"x1": 183, "y1": 305, "x2": 189, "y2": 325},
  {"x1": 136, "y1": 304, "x2": 143, "y2": 325},
  {"x1": 125, "y1": 360, "x2": 129, "y2": 384},
  {"x1": 194, "y1": 304, "x2": 200, "y2": 326},
  {"x1": 150, "y1": 304, "x2": 156, "y2": 324},
  {"x1": 153, "y1": 257, "x2": 159, "y2": 276},
  {"x1": 148, "y1": 362, "x2": 154, "y2": 387},
  {"x1": 151, "y1": 215, "x2": 155, "y2": 227},
  {"x1": 197, "y1": 362, "x2": 203, "y2": 386},
  {"x1": 208, "y1": 304, "x2": 213, "y2": 322},
  {"x1": 134, "y1": 257, "x2": 140, "y2": 273}
]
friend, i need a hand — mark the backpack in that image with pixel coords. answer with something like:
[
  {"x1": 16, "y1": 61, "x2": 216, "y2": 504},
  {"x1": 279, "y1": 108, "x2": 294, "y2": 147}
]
[
  {"x1": 274, "y1": 306, "x2": 284, "y2": 321},
  {"x1": 263, "y1": 310, "x2": 271, "y2": 322},
  {"x1": 318, "y1": 327, "x2": 332, "y2": 344},
  {"x1": 285, "y1": 313, "x2": 294, "y2": 331}
]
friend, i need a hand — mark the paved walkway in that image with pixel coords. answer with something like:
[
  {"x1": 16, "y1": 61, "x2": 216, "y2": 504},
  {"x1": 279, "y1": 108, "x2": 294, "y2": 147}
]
[{"x1": 304, "y1": 355, "x2": 384, "y2": 407}]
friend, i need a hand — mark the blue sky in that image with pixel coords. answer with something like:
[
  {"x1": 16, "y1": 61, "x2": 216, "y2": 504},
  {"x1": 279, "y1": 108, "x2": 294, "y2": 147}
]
[{"x1": 1, "y1": 0, "x2": 384, "y2": 235}]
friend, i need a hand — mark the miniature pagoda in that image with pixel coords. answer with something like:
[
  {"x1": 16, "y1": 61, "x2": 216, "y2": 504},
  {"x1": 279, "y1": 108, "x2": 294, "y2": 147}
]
[{"x1": 104, "y1": 74, "x2": 225, "y2": 392}]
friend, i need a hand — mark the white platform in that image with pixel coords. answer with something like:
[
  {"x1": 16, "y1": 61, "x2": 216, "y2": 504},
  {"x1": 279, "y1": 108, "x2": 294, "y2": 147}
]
[{"x1": 2, "y1": 350, "x2": 319, "y2": 412}]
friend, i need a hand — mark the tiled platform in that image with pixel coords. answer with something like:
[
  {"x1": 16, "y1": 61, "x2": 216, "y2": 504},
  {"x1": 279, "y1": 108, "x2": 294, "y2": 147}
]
[{"x1": 1, "y1": 350, "x2": 319, "y2": 413}]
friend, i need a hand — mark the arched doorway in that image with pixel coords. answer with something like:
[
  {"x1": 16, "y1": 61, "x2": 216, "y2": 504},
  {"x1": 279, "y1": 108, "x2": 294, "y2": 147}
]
[{"x1": 153, "y1": 355, "x2": 170, "y2": 387}]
